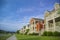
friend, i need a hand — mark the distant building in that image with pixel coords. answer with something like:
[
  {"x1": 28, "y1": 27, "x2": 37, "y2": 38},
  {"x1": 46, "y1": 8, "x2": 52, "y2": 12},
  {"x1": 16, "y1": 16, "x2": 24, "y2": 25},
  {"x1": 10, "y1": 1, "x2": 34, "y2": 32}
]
[
  {"x1": 20, "y1": 24, "x2": 30, "y2": 34},
  {"x1": 44, "y1": 3, "x2": 60, "y2": 32},
  {"x1": 28, "y1": 18, "x2": 44, "y2": 34},
  {"x1": 20, "y1": 28, "x2": 24, "y2": 34}
]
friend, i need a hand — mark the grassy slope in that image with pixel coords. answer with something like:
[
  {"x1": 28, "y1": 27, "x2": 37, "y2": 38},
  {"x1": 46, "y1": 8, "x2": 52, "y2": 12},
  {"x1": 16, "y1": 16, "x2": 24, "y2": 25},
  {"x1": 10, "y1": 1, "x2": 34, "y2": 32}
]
[
  {"x1": 0, "y1": 34, "x2": 11, "y2": 40},
  {"x1": 16, "y1": 34, "x2": 60, "y2": 40}
]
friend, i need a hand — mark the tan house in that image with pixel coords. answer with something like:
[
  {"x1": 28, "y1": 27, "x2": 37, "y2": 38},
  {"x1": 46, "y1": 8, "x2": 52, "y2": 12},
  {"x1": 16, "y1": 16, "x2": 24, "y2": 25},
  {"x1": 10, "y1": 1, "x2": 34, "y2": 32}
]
[
  {"x1": 44, "y1": 3, "x2": 60, "y2": 32},
  {"x1": 28, "y1": 18, "x2": 44, "y2": 34},
  {"x1": 20, "y1": 18, "x2": 44, "y2": 35},
  {"x1": 20, "y1": 24, "x2": 30, "y2": 34}
]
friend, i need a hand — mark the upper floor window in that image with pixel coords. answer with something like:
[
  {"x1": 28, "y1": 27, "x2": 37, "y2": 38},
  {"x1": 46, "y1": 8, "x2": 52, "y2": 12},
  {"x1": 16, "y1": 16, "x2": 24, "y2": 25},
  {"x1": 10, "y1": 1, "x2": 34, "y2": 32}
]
[{"x1": 35, "y1": 21, "x2": 38, "y2": 24}]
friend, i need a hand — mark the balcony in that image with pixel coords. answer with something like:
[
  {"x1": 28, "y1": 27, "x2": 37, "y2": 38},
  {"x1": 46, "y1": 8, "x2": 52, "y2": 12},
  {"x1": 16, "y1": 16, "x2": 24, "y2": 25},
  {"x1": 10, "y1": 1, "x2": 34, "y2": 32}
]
[{"x1": 46, "y1": 11, "x2": 60, "y2": 21}]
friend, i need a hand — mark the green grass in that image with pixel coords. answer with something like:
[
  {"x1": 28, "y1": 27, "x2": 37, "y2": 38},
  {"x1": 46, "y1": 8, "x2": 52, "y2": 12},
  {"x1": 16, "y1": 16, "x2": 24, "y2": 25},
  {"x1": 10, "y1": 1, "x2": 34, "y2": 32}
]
[
  {"x1": 0, "y1": 34, "x2": 11, "y2": 40},
  {"x1": 16, "y1": 34, "x2": 60, "y2": 40}
]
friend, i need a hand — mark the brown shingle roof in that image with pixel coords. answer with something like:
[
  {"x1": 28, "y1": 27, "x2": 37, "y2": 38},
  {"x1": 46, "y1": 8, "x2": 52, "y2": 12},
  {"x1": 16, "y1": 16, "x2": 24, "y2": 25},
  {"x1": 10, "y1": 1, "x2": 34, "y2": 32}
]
[{"x1": 32, "y1": 18, "x2": 43, "y2": 21}]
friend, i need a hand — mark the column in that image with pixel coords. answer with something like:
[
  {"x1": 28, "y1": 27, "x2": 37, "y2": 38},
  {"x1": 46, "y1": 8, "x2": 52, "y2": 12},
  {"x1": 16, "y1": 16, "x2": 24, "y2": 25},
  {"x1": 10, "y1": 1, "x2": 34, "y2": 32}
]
[
  {"x1": 53, "y1": 18, "x2": 55, "y2": 32},
  {"x1": 46, "y1": 20, "x2": 49, "y2": 31},
  {"x1": 34, "y1": 20, "x2": 36, "y2": 32}
]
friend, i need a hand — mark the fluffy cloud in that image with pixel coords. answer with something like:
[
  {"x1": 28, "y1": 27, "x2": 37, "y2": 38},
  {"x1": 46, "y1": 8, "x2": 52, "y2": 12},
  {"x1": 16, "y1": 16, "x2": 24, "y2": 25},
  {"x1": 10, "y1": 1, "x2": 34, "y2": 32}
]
[
  {"x1": 0, "y1": 14, "x2": 44, "y2": 32},
  {"x1": 16, "y1": 7, "x2": 35, "y2": 13}
]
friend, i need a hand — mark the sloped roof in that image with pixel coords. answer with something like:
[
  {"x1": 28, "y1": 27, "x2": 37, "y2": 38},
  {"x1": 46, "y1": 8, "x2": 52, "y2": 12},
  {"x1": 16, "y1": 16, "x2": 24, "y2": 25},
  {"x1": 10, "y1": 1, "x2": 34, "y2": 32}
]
[{"x1": 32, "y1": 18, "x2": 43, "y2": 21}]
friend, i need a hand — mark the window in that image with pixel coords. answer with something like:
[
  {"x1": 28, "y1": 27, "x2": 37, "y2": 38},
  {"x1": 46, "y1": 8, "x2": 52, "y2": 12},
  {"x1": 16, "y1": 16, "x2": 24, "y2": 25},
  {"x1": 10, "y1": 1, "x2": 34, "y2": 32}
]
[
  {"x1": 48, "y1": 22, "x2": 53, "y2": 28},
  {"x1": 35, "y1": 21, "x2": 38, "y2": 24},
  {"x1": 33, "y1": 27, "x2": 34, "y2": 30},
  {"x1": 33, "y1": 22, "x2": 34, "y2": 24}
]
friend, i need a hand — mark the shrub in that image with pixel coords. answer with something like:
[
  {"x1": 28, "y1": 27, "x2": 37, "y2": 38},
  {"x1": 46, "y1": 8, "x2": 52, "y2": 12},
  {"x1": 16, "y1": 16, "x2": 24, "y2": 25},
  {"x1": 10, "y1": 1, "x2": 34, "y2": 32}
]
[
  {"x1": 42, "y1": 31, "x2": 60, "y2": 36},
  {"x1": 58, "y1": 9, "x2": 60, "y2": 14},
  {"x1": 53, "y1": 31, "x2": 60, "y2": 36},
  {"x1": 29, "y1": 33, "x2": 39, "y2": 35},
  {"x1": 24, "y1": 29, "x2": 29, "y2": 35},
  {"x1": 16, "y1": 30, "x2": 20, "y2": 34},
  {"x1": 42, "y1": 31, "x2": 53, "y2": 36}
]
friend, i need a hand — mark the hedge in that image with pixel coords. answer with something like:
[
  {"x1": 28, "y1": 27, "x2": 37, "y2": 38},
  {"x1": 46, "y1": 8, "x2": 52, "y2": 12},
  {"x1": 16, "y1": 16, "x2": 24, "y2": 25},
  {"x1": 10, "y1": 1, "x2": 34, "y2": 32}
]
[{"x1": 42, "y1": 31, "x2": 60, "y2": 36}]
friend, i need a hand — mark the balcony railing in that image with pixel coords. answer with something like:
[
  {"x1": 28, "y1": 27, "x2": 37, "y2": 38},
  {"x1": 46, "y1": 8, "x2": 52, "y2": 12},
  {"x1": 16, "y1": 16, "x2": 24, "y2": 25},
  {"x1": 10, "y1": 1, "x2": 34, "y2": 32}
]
[{"x1": 46, "y1": 11, "x2": 60, "y2": 21}]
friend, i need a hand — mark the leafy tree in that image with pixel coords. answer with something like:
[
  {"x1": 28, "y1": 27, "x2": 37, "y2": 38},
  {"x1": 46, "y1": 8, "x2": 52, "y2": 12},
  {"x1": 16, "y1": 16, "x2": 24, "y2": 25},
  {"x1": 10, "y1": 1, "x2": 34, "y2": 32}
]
[
  {"x1": 16, "y1": 30, "x2": 20, "y2": 34},
  {"x1": 24, "y1": 26, "x2": 26, "y2": 29},
  {"x1": 58, "y1": 9, "x2": 60, "y2": 14},
  {"x1": 25, "y1": 29, "x2": 29, "y2": 35}
]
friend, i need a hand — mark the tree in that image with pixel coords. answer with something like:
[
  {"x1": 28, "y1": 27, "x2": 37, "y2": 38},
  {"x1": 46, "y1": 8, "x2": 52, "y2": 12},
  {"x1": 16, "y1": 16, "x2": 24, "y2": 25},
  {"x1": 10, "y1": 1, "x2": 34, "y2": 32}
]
[
  {"x1": 58, "y1": 9, "x2": 60, "y2": 14},
  {"x1": 16, "y1": 30, "x2": 20, "y2": 34},
  {"x1": 25, "y1": 29, "x2": 29, "y2": 35},
  {"x1": 24, "y1": 26, "x2": 26, "y2": 29}
]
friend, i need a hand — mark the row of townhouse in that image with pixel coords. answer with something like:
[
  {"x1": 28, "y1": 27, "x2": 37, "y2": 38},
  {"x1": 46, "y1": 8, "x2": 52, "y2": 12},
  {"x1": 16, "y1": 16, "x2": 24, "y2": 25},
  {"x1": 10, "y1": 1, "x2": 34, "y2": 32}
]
[
  {"x1": 20, "y1": 3, "x2": 60, "y2": 35},
  {"x1": 20, "y1": 18, "x2": 44, "y2": 35}
]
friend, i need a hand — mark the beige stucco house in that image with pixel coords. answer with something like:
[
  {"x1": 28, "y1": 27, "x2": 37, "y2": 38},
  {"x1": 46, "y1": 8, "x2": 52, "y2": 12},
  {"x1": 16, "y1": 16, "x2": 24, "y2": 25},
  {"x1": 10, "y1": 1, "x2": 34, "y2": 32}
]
[
  {"x1": 44, "y1": 3, "x2": 60, "y2": 32},
  {"x1": 28, "y1": 18, "x2": 44, "y2": 34}
]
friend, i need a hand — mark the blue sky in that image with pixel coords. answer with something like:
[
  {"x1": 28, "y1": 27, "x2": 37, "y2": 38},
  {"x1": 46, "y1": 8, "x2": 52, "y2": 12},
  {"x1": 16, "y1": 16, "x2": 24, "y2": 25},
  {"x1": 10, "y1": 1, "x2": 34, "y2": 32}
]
[{"x1": 0, "y1": 0, "x2": 60, "y2": 32}]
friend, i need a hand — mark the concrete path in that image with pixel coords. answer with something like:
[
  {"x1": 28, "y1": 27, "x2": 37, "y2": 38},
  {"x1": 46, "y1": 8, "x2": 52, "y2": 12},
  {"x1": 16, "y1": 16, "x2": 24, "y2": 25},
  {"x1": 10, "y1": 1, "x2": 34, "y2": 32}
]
[{"x1": 6, "y1": 34, "x2": 17, "y2": 40}]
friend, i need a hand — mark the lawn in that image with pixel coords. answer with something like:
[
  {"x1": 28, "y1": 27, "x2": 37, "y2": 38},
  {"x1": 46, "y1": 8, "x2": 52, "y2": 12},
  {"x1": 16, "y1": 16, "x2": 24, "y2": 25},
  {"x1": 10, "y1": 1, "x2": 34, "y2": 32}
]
[
  {"x1": 16, "y1": 34, "x2": 60, "y2": 40},
  {"x1": 0, "y1": 33, "x2": 11, "y2": 40}
]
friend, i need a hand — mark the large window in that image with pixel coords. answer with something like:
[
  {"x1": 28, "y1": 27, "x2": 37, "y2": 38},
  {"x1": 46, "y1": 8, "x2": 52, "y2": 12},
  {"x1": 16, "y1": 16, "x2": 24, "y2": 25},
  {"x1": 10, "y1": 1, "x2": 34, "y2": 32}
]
[
  {"x1": 48, "y1": 20, "x2": 53, "y2": 28},
  {"x1": 49, "y1": 23, "x2": 53, "y2": 28},
  {"x1": 35, "y1": 21, "x2": 38, "y2": 24},
  {"x1": 55, "y1": 17, "x2": 60, "y2": 27}
]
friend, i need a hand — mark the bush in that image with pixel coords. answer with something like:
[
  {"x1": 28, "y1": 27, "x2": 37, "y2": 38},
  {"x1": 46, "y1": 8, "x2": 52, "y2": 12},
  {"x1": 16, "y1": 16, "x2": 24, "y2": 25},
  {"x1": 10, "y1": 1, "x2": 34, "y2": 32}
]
[
  {"x1": 42, "y1": 31, "x2": 53, "y2": 36},
  {"x1": 58, "y1": 9, "x2": 60, "y2": 14},
  {"x1": 53, "y1": 31, "x2": 60, "y2": 36},
  {"x1": 24, "y1": 29, "x2": 29, "y2": 35},
  {"x1": 16, "y1": 30, "x2": 20, "y2": 34},
  {"x1": 42, "y1": 31, "x2": 60, "y2": 36},
  {"x1": 29, "y1": 33, "x2": 39, "y2": 35}
]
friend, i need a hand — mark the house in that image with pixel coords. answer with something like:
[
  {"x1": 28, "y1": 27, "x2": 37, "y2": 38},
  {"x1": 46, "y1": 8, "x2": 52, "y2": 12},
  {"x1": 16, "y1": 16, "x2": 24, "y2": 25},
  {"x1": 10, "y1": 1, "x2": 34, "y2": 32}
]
[
  {"x1": 19, "y1": 28, "x2": 24, "y2": 34},
  {"x1": 44, "y1": 3, "x2": 60, "y2": 32},
  {"x1": 20, "y1": 24, "x2": 30, "y2": 34},
  {"x1": 28, "y1": 18, "x2": 44, "y2": 34}
]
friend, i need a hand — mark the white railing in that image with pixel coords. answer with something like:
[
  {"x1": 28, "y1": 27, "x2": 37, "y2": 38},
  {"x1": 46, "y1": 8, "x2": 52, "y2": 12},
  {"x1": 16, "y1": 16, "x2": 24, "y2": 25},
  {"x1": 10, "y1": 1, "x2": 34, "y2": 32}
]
[{"x1": 46, "y1": 12, "x2": 60, "y2": 21}]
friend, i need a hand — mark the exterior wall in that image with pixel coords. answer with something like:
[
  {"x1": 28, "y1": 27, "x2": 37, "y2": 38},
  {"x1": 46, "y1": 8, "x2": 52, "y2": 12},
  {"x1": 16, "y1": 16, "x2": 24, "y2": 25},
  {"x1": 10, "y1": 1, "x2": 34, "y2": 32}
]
[
  {"x1": 28, "y1": 18, "x2": 44, "y2": 34},
  {"x1": 45, "y1": 3, "x2": 60, "y2": 32},
  {"x1": 36, "y1": 22, "x2": 44, "y2": 32},
  {"x1": 29, "y1": 20, "x2": 36, "y2": 34}
]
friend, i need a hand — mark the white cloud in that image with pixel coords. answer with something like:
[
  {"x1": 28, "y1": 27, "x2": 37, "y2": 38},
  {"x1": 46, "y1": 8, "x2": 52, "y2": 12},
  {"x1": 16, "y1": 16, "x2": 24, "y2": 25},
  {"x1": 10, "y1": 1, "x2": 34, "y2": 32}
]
[
  {"x1": 16, "y1": 7, "x2": 44, "y2": 14},
  {"x1": 0, "y1": 6, "x2": 44, "y2": 31},
  {"x1": 22, "y1": 15, "x2": 44, "y2": 24},
  {"x1": 0, "y1": 14, "x2": 44, "y2": 31},
  {"x1": 16, "y1": 7, "x2": 35, "y2": 13}
]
